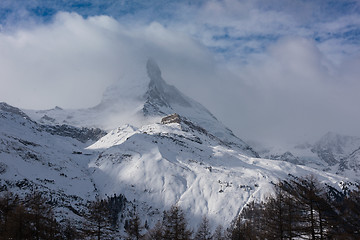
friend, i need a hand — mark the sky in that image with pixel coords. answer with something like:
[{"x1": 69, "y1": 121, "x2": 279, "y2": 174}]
[{"x1": 0, "y1": 0, "x2": 360, "y2": 145}]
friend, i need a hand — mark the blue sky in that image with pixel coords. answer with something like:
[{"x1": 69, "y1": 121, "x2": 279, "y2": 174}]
[{"x1": 1, "y1": 0, "x2": 360, "y2": 144}]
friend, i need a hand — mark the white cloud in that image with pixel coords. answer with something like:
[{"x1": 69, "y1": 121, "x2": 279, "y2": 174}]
[
  {"x1": 0, "y1": 12, "x2": 214, "y2": 110},
  {"x1": 1, "y1": 1, "x2": 360, "y2": 145},
  {"x1": 0, "y1": 13, "x2": 124, "y2": 108},
  {"x1": 219, "y1": 37, "x2": 360, "y2": 144}
]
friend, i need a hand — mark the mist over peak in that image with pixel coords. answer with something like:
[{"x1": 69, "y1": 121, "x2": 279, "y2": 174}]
[
  {"x1": 146, "y1": 58, "x2": 162, "y2": 82},
  {"x1": 22, "y1": 59, "x2": 255, "y2": 156}
]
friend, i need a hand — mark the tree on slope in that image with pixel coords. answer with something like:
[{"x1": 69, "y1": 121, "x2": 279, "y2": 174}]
[
  {"x1": 212, "y1": 225, "x2": 226, "y2": 240},
  {"x1": 144, "y1": 220, "x2": 163, "y2": 240},
  {"x1": 0, "y1": 191, "x2": 19, "y2": 237},
  {"x1": 262, "y1": 183, "x2": 300, "y2": 240},
  {"x1": 229, "y1": 201, "x2": 265, "y2": 240},
  {"x1": 82, "y1": 198, "x2": 113, "y2": 240},
  {"x1": 162, "y1": 205, "x2": 192, "y2": 240},
  {"x1": 284, "y1": 175, "x2": 333, "y2": 239},
  {"x1": 195, "y1": 216, "x2": 212, "y2": 240},
  {"x1": 125, "y1": 209, "x2": 144, "y2": 240},
  {"x1": 24, "y1": 191, "x2": 61, "y2": 240}
]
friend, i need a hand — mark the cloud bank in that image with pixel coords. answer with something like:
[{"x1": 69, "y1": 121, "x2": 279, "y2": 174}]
[
  {"x1": 0, "y1": 1, "x2": 360, "y2": 145},
  {"x1": 0, "y1": 12, "x2": 214, "y2": 110}
]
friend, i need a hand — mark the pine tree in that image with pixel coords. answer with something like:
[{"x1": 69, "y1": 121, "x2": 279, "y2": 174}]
[
  {"x1": 144, "y1": 220, "x2": 163, "y2": 240},
  {"x1": 24, "y1": 191, "x2": 60, "y2": 240},
  {"x1": 212, "y1": 225, "x2": 225, "y2": 240},
  {"x1": 62, "y1": 219, "x2": 81, "y2": 240},
  {"x1": 107, "y1": 193, "x2": 127, "y2": 227},
  {"x1": 285, "y1": 176, "x2": 330, "y2": 239},
  {"x1": 162, "y1": 205, "x2": 192, "y2": 240},
  {"x1": 262, "y1": 183, "x2": 298, "y2": 240},
  {"x1": 195, "y1": 216, "x2": 212, "y2": 240},
  {"x1": 6, "y1": 203, "x2": 30, "y2": 240},
  {"x1": 125, "y1": 210, "x2": 144, "y2": 240},
  {"x1": 82, "y1": 198, "x2": 113, "y2": 240},
  {"x1": 0, "y1": 191, "x2": 19, "y2": 238},
  {"x1": 230, "y1": 201, "x2": 265, "y2": 239}
]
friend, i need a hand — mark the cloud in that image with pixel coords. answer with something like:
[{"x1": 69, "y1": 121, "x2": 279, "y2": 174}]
[
  {"x1": 1, "y1": 1, "x2": 360, "y2": 145},
  {"x1": 217, "y1": 37, "x2": 360, "y2": 144},
  {"x1": 0, "y1": 13, "x2": 124, "y2": 108},
  {"x1": 0, "y1": 12, "x2": 214, "y2": 110}
]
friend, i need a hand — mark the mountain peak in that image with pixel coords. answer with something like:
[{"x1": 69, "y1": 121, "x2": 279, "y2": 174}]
[
  {"x1": 0, "y1": 102, "x2": 31, "y2": 120},
  {"x1": 143, "y1": 59, "x2": 192, "y2": 115},
  {"x1": 23, "y1": 59, "x2": 258, "y2": 157},
  {"x1": 146, "y1": 58, "x2": 162, "y2": 83}
]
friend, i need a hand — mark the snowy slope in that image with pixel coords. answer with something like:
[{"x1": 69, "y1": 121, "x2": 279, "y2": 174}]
[
  {"x1": 86, "y1": 118, "x2": 347, "y2": 230},
  {"x1": 0, "y1": 102, "x2": 99, "y2": 218}
]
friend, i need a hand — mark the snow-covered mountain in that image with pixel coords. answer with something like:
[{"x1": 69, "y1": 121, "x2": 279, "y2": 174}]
[
  {"x1": 25, "y1": 59, "x2": 258, "y2": 158},
  {"x1": 312, "y1": 132, "x2": 360, "y2": 167},
  {"x1": 0, "y1": 59, "x2": 357, "y2": 232},
  {"x1": 0, "y1": 102, "x2": 101, "y2": 218},
  {"x1": 255, "y1": 131, "x2": 360, "y2": 176},
  {"x1": 343, "y1": 147, "x2": 360, "y2": 172}
]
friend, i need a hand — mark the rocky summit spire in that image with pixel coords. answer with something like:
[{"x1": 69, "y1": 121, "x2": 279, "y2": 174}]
[
  {"x1": 146, "y1": 58, "x2": 162, "y2": 81},
  {"x1": 143, "y1": 58, "x2": 192, "y2": 116},
  {"x1": 146, "y1": 58, "x2": 168, "y2": 95}
]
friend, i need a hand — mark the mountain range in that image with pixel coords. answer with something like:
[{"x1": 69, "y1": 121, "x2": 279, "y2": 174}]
[
  {"x1": 254, "y1": 131, "x2": 360, "y2": 177},
  {"x1": 0, "y1": 59, "x2": 358, "y2": 232}
]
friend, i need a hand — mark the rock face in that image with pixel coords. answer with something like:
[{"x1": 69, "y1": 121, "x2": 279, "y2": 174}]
[
  {"x1": 268, "y1": 151, "x2": 301, "y2": 165},
  {"x1": 143, "y1": 58, "x2": 192, "y2": 115},
  {"x1": 42, "y1": 124, "x2": 106, "y2": 143},
  {"x1": 161, "y1": 113, "x2": 181, "y2": 124}
]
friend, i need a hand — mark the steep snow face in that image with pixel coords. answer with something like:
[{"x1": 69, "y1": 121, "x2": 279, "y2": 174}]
[
  {"x1": 87, "y1": 119, "x2": 346, "y2": 230},
  {"x1": 0, "y1": 104, "x2": 99, "y2": 218},
  {"x1": 24, "y1": 59, "x2": 257, "y2": 157}
]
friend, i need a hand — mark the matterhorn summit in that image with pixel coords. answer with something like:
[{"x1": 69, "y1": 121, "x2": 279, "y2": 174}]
[{"x1": 25, "y1": 59, "x2": 258, "y2": 156}]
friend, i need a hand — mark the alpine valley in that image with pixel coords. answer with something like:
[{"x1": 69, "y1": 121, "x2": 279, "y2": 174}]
[{"x1": 0, "y1": 59, "x2": 359, "y2": 234}]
